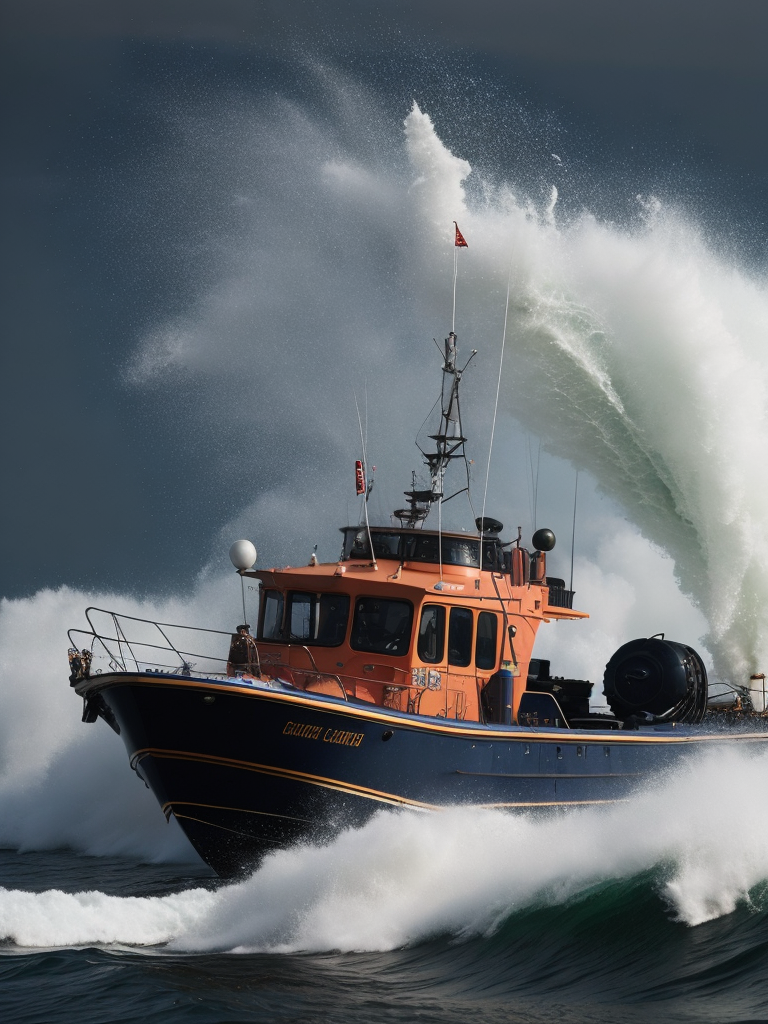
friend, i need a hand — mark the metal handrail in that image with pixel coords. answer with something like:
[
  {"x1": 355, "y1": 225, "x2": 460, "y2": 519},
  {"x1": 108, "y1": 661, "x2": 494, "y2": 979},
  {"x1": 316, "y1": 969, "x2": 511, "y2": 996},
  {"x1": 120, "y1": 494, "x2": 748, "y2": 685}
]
[
  {"x1": 69, "y1": 608, "x2": 455, "y2": 707},
  {"x1": 71, "y1": 626, "x2": 229, "y2": 669},
  {"x1": 72, "y1": 606, "x2": 239, "y2": 676},
  {"x1": 68, "y1": 609, "x2": 345, "y2": 695}
]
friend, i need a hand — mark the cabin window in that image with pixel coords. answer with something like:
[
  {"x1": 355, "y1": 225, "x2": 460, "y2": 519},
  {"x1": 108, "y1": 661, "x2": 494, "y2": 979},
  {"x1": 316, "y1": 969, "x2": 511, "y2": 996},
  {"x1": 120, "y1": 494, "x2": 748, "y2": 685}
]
[
  {"x1": 343, "y1": 529, "x2": 401, "y2": 561},
  {"x1": 448, "y1": 607, "x2": 473, "y2": 667},
  {"x1": 482, "y1": 542, "x2": 503, "y2": 572},
  {"x1": 339, "y1": 527, "x2": 504, "y2": 569},
  {"x1": 259, "y1": 591, "x2": 349, "y2": 646},
  {"x1": 346, "y1": 529, "x2": 372, "y2": 559},
  {"x1": 288, "y1": 592, "x2": 314, "y2": 640},
  {"x1": 475, "y1": 612, "x2": 498, "y2": 670},
  {"x1": 260, "y1": 590, "x2": 284, "y2": 640},
  {"x1": 371, "y1": 533, "x2": 402, "y2": 560},
  {"x1": 290, "y1": 592, "x2": 350, "y2": 646},
  {"x1": 418, "y1": 605, "x2": 445, "y2": 664},
  {"x1": 315, "y1": 594, "x2": 350, "y2": 645},
  {"x1": 350, "y1": 597, "x2": 413, "y2": 657},
  {"x1": 409, "y1": 535, "x2": 479, "y2": 567}
]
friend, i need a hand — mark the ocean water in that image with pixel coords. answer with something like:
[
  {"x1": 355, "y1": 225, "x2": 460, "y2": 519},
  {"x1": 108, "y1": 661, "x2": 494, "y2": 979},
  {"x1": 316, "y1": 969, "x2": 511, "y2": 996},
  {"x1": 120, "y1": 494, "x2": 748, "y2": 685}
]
[
  {"x1": 3, "y1": 863, "x2": 767, "y2": 1024},
  {"x1": 4, "y1": 57, "x2": 768, "y2": 1023},
  {"x1": 3, "y1": 748, "x2": 768, "y2": 1023}
]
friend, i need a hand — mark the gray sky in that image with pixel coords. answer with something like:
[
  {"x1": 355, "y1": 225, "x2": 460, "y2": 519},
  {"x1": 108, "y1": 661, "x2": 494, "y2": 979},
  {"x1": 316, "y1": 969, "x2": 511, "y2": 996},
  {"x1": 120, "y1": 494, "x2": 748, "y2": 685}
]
[{"x1": 4, "y1": 0, "x2": 766, "y2": 74}]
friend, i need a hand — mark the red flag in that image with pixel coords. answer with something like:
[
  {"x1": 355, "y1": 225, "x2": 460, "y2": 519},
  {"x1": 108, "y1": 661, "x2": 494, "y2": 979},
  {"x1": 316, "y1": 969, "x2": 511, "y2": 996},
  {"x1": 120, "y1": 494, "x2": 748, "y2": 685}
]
[
  {"x1": 454, "y1": 221, "x2": 468, "y2": 248},
  {"x1": 355, "y1": 460, "x2": 365, "y2": 495}
]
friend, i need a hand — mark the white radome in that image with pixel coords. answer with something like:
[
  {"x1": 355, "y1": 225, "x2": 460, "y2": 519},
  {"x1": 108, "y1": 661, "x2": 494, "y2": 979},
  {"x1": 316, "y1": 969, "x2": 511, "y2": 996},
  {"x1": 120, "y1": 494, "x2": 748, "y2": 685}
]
[{"x1": 229, "y1": 539, "x2": 257, "y2": 571}]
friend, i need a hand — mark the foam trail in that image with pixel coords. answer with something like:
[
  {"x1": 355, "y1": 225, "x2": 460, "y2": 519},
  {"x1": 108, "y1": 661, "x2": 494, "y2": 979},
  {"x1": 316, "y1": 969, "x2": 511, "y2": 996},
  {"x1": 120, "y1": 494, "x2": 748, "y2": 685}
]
[
  {"x1": 0, "y1": 887, "x2": 216, "y2": 949},
  {"x1": 1, "y1": 749, "x2": 766, "y2": 951}
]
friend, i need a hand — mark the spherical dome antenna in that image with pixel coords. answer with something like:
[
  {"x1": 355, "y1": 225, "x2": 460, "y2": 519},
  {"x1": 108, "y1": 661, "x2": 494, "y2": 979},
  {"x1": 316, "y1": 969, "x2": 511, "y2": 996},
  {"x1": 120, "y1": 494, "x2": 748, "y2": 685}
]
[
  {"x1": 532, "y1": 528, "x2": 556, "y2": 552},
  {"x1": 229, "y1": 539, "x2": 257, "y2": 571}
]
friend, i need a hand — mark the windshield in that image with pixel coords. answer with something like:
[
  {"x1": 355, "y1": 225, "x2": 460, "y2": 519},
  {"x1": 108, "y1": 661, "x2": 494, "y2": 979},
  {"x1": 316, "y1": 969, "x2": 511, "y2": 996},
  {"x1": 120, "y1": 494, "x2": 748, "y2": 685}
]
[{"x1": 350, "y1": 597, "x2": 413, "y2": 656}]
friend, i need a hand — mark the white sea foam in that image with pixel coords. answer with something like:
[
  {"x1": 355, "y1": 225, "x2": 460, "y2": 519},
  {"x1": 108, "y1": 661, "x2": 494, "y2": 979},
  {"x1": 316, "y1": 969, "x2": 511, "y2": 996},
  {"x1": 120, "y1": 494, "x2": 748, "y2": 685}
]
[
  {"x1": 1, "y1": 748, "x2": 766, "y2": 951},
  {"x1": 0, "y1": 886, "x2": 216, "y2": 949},
  {"x1": 0, "y1": 580, "x2": 240, "y2": 862}
]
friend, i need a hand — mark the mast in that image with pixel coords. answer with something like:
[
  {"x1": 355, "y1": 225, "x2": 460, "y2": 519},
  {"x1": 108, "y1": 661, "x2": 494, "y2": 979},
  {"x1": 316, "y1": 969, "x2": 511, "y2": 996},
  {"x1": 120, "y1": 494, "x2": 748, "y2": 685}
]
[{"x1": 394, "y1": 332, "x2": 476, "y2": 527}]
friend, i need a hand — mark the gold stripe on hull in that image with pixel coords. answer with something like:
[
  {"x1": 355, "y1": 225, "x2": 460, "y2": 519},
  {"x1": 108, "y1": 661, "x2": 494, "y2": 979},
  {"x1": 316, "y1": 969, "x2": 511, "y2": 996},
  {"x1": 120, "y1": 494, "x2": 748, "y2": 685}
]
[
  {"x1": 162, "y1": 800, "x2": 312, "y2": 823},
  {"x1": 136, "y1": 746, "x2": 627, "y2": 813},
  {"x1": 135, "y1": 746, "x2": 432, "y2": 808},
  {"x1": 95, "y1": 672, "x2": 768, "y2": 746}
]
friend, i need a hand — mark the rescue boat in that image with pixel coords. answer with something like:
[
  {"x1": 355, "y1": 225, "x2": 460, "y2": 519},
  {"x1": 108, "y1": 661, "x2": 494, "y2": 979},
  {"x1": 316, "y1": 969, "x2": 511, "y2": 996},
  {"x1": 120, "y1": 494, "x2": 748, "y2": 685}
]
[{"x1": 68, "y1": 329, "x2": 768, "y2": 876}]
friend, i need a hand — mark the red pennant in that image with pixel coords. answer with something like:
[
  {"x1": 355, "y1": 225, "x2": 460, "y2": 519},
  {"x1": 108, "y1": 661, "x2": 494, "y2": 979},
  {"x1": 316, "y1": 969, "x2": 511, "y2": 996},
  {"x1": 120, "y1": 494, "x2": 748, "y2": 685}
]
[
  {"x1": 355, "y1": 460, "x2": 365, "y2": 495},
  {"x1": 454, "y1": 222, "x2": 468, "y2": 248}
]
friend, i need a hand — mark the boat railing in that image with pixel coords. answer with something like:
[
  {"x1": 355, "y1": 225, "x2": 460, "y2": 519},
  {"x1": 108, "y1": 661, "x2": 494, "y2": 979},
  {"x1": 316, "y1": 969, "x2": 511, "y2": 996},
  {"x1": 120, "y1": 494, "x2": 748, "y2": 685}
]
[
  {"x1": 68, "y1": 606, "x2": 236, "y2": 678},
  {"x1": 68, "y1": 608, "x2": 468, "y2": 716},
  {"x1": 67, "y1": 608, "x2": 351, "y2": 698},
  {"x1": 258, "y1": 663, "x2": 349, "y2": 701}
]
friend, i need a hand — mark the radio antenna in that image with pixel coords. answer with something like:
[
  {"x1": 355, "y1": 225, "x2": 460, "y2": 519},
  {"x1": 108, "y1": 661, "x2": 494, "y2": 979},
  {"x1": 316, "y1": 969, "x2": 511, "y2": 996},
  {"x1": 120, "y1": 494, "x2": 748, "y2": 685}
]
[
  {"x1": 480, "y1": 251, "x2": 514, "y2": 564},
  {"x1": 354, "y1": 392, "x2": 377, "y2": 569},
  {"x1": 570, "y1": 471, "x2": 579, "y2": 592}
]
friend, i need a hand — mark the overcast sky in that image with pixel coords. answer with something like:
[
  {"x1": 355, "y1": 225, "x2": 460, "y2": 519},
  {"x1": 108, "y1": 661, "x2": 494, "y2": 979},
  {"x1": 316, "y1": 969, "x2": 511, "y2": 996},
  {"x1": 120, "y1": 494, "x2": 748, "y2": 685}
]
[{"x1": 2, "y1": 0, "x2": 767, "y2": 599}]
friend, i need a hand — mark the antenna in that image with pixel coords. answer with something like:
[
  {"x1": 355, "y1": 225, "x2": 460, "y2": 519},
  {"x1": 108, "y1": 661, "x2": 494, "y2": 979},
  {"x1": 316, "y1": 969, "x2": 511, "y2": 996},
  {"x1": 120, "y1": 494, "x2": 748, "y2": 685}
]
[
  {"x1": 452, "y1": 246, "x2": 458, "y2": 333},
  {"x1": 354, "y1": 393, "x2": 377, "y2": 569},
  {"x1": 570, "y1": 471, "x2": 579, "y2": 593},
  {"x1": 528, "y1": 436, "x2": 541, "y2": 532},
  {"x1": 480, "y1": 252, "x2": 514, "y2": 568}
]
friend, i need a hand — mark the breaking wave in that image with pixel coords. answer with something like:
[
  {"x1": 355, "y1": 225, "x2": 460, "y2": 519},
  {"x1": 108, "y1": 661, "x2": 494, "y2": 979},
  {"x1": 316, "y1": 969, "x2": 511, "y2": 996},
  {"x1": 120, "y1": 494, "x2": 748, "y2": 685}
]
[{"x1": 2, "y1": 748, "x2": 768, "y2": 952}]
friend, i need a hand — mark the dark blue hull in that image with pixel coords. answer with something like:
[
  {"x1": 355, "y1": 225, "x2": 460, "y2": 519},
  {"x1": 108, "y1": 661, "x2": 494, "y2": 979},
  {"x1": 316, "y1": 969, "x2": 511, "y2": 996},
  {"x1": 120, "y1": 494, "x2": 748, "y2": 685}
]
[{"x1": 77, "y1": 672, "x2": 768, "y2": 875}]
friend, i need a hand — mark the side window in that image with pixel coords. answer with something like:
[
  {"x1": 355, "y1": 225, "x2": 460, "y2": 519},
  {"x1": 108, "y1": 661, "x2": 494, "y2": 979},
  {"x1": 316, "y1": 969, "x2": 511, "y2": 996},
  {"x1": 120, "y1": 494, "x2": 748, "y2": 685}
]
[
  {"x1": 448, "y1": 607, "x2": 473, "y2": 667},
  {"x1": 260, "y1": 591, "x2": 349, "y2": 646},
  {"x1": 349, "y1": 530, "x2": 371, "y2": 559},
  {"x1": 260, "y1": 591, "x2": 284, "y2": 640},
  {"x1": 445, "y1": 538, "x2": 479, "y2": 567},
  {"x1": 288, "y1": 592, "x2": 314, "y2": 640},
  {"x1": 417, "y1": 605, "x2": 445, "y2": 664},
  {"x1": 410, "y1": 535, "x2": 440, "y2": 563},
  {"x1": 371, "y1": 533, "x2": 401, "y2": 560},
  {"x1": 315, "y1": 594, "x2": 350, "y2": 645},
  {"x1": 351, "y1": 598, "x2": 414, "y2": 656},
  {"x1": 475, "y1": 611, "x2": 498, "y2": 670}
]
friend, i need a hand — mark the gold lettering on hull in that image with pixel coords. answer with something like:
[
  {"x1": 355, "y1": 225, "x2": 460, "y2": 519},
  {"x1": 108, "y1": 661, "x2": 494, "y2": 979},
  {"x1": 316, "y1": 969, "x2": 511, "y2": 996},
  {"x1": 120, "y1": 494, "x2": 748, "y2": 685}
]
[
  {"x1": 283, "y1": 721, "x2": 364, "y2": 747},
  {"x1": 282, "y1": 721, "x2": 323, "y2": 741}
]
